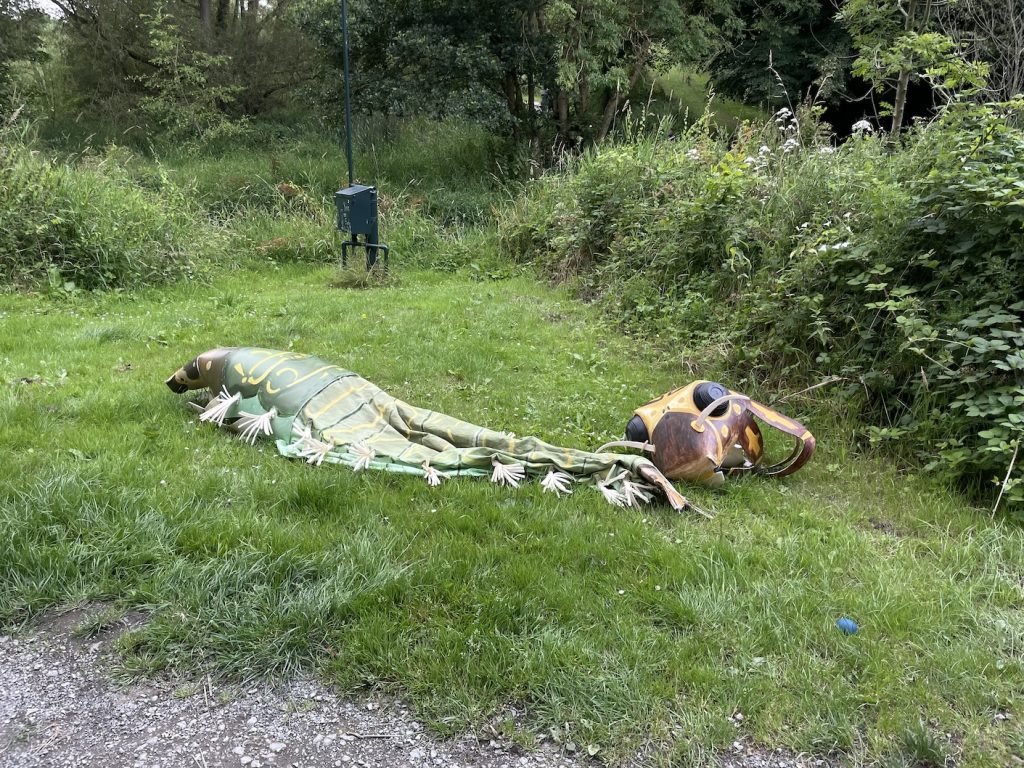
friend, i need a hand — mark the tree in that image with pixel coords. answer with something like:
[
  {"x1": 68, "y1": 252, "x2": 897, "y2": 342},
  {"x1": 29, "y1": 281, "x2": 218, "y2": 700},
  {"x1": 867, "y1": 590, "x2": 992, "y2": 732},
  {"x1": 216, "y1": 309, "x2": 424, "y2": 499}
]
[
  {"x1": 138, "y1": 2, "x2": 243, "y2": 142},
  {"x1": 708, "y1": 0, "x2": 851, "y2": 107},
  {"x1": 0, "y1": 0, "x2": 46, "y2": 108},
  {"x1": 312, "y1": 0, "x2": 720, "y2": 144},
  {"x1": 940, "y1": 0, "x2": 1024, "y2": 101},
  {"x1": 47, "y1": 0, "x2": 321, "y2": 118},
  {"x1": 839, "y1": 0, "x2": 988, "y2": 131}
]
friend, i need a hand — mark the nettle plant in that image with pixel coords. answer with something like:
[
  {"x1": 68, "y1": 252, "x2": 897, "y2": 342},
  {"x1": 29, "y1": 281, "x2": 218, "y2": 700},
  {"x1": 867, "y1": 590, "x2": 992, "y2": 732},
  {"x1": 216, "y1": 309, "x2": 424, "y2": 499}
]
[
  {"x1": 891, "y1": 102, "x2": 1024, "y2": 510},
  {"x1": 929, "y1": 304, "x2": 1024, "y2": 509}
]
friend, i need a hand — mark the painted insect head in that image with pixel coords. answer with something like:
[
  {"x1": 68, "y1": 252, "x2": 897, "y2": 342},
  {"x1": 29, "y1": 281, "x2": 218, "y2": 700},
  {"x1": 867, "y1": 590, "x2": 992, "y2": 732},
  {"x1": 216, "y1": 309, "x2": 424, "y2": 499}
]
[{"x1": 165, "y1": 348, "x2": 234, "y2": 393}]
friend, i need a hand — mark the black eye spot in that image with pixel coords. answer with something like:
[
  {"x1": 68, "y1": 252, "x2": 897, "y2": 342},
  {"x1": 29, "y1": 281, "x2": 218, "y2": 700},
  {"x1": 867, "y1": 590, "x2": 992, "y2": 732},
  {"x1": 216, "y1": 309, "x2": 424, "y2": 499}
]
[
  {"x1": 694, "y1": 382, "x2": 730, "y2": 416},
  {"x1": 625, "y1": 415, "x2": 649, "y2": 442},
  {"x1": 183, "y1": 359, "x2": 200, "y2": 379}
]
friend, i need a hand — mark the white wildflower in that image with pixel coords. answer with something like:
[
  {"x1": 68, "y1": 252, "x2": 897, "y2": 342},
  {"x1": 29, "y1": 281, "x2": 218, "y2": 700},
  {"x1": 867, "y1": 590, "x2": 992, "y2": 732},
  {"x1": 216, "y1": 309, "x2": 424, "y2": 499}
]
[
  {"x1": 685, "y1": 148, "x2": 701, "y2": 161},
  {"x1": 818, "y1": 145, "x2": 836, "y2": 154},
  {"x1": 540, "y1": 470, "x2": 574, "y2": 497},
  {"x1": 781, "y1": 137, "x2": 799, "y2": 153},
  {"x1": 758, "y1": 145, "x2": 771, "y2": 155}
]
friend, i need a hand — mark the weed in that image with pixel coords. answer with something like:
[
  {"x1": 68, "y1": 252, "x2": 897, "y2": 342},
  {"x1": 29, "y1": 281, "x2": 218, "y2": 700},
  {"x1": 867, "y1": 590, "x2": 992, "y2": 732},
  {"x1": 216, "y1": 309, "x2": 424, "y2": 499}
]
[{"x1": 71, "y1": 606, "x2": 127, "y2": 639}]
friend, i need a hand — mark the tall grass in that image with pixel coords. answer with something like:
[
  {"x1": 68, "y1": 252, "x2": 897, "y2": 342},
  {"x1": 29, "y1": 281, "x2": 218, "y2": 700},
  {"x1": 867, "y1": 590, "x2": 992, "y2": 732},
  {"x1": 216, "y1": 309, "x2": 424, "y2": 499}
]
[{"x1": 0, "y1": 120, "x2": 225, "y2": 291}]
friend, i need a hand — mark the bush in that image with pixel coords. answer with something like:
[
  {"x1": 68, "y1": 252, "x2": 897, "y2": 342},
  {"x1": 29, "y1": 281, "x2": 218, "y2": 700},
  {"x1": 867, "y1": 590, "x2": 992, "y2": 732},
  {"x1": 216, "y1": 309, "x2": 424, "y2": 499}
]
[
  {"x1": 500, "y1": 102, "x2": 1024, "y2": 513},
  {"x1": 0, "y1": 124, "x2": 224, "y2": 290}
]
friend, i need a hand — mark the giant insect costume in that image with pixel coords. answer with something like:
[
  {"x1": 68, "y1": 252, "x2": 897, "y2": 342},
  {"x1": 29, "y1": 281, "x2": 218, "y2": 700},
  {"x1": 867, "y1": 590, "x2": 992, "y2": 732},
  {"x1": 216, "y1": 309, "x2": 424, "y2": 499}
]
[{"x1": 167, "y1": 348, "x2": 814, "y2": 511}]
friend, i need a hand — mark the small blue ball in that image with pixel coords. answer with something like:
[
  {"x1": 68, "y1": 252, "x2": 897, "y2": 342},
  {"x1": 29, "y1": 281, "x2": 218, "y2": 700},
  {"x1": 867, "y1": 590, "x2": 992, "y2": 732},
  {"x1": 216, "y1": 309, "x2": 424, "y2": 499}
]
[{"x1": 836, "y1": 617, "x2": 858, "y2": 635}]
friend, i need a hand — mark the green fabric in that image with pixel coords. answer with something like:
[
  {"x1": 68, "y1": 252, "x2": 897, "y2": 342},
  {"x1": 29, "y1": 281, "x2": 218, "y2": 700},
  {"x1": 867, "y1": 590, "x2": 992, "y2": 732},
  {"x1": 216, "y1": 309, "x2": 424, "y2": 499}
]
[{"x1": 199, "y1": 347, "x2": 679, "y2": 499}]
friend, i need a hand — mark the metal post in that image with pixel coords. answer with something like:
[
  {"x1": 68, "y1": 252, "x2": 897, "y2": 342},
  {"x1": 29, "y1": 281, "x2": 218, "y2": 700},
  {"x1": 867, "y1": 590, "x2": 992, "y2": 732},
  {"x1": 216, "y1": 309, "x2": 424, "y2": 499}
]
[{"x1": 340, "y1": 0, "x2": 354, "y2": 189}]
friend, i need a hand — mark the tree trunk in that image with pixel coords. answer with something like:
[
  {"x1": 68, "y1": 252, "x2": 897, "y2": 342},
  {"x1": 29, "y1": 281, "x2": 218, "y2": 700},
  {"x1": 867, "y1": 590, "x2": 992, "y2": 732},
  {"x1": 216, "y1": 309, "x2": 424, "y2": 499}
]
[
  {"x1": 596, "y1": 50, "x2": 648, "y2": 142},
  {"x1": 556, "y1": 89, "x2": 568, "y2": 136},
  {"x1": 199, "y1": 0, "x2": 211, "y2": 30},
  {"x1": 215, "y1": 0, "x2": 229, "y2": 31},
  {"x1": 891, "y1": 0, "x2": 919, "y2": 132},
  {"x1": 502, "y1": 72, "x2": 522, "y2": 118},
  {"x1": 891, "y1": 68, "x2": 911, "y2": 132}
]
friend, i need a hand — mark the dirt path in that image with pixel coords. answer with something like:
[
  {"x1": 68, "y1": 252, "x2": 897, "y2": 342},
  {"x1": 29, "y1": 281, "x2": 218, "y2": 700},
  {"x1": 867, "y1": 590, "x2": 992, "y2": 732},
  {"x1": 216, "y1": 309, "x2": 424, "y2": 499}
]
[
  {"x1": 0, "y1": 608, "x2": 827, "y2": 768},
  {"x1": 0, "y1": 608, "x2": 583, "y2": 768}
]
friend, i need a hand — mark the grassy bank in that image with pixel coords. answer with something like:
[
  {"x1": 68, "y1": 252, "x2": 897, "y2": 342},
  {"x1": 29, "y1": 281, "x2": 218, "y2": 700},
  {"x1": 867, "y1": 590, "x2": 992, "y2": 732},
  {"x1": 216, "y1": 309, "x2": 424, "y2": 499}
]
[
  {"x1": 648, "y1": 69, "x2": 764, "y2": 133},
  {"x1": 1, "y1": 263, "x2": 1022, "y2": 766}
]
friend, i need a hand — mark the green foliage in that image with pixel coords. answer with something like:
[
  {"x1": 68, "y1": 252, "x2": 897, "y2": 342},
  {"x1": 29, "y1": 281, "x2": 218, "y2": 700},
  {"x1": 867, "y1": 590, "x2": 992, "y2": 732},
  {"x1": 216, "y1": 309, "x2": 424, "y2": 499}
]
[
  {"x1": 0, "y1": 0, "x2": 46, "y2": 109},
  {"x1": 138, "y1": 4, "x2": 247, "y2": 147},
  {"x1": 500, "y1": 101, "x2": 1024, "y2": 513},
  {"x1": 840, "y1": 0, "x2": 988, "y2": 128},
  {"x1": 646, "y1": 68, "x2": 765, "y2": 134},
  {"x1": 0, "y1": 123, "x2": 222, "y2": 290},
  {"x1": 708, "y1": 0, "x2": 852, "y2": 106},
  {"x1": 308, "y1": 0, "x2": 720, "y2": 144},
  {"x1": 45, "y1": 0, "x2": 320, "y2": 126}
]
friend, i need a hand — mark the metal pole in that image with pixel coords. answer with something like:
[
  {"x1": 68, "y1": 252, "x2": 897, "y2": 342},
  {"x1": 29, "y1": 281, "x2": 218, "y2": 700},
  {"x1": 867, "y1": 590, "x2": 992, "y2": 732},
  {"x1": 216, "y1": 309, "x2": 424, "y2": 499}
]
[{"x1": 341, "y1": 0, "x2": 354, "y2": 188}]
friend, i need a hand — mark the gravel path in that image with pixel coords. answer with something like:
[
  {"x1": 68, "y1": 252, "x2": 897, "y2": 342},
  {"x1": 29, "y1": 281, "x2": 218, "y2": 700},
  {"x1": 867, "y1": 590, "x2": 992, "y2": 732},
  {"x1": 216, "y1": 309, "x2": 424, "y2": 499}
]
[{"x1": 0, "y1": 607, "x2": 829, "y2": 768}]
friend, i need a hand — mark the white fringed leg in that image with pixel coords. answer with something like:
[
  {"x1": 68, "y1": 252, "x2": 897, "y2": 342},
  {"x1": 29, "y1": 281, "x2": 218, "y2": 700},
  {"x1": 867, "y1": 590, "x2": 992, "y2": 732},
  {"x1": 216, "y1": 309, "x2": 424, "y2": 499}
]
[
  {"x1": 490, "y1": 457, "x2": 526, "y2": 488},
  {"x1": 292, "y1": 423, "x2": 334, "y2": 466},
  {"x1": 597, "y1": 470, "x2": 630, "y2": 507},
  {"x1": 349, "y1": 441, "x2": 376, "y2": 472},
  {"x1": 236, "y1": 407, "x2": 278, "y2": 445},
  {"x1": 199, "y1": 387, "x2": 241, "y2": 426},
  {"x1": 422, "y1": 461, "x2": 442, "y2": 487},
  {"x1": 619, "y1": 479, "x2": 654, "y2": 507},
  {"x1": 540, "y1": 470, "x2": 574, "y2": 496}
]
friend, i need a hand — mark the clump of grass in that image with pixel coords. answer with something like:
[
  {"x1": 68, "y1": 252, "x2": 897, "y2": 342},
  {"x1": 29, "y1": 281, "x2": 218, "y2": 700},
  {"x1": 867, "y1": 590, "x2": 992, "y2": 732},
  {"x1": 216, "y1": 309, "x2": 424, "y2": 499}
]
[
  {"x1": 71, "y1": 605, "x2": 128, "y2": 639},
  {"x1": 896, "y1": 721, "x2": 950, "y2": 767},
  {"x1": 0, "y1": 122, "x2": 224, "y2": 291},
  {"x1": 330, "y1": 259, "x2": 396, "y2": 289}
]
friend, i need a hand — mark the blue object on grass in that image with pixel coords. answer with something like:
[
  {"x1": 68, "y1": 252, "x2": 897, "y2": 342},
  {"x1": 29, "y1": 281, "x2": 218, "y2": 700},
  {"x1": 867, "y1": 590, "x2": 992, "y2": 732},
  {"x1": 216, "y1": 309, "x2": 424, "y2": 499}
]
[{"x1": 836, "y1": 617, "x2": 858, "y2": 635}]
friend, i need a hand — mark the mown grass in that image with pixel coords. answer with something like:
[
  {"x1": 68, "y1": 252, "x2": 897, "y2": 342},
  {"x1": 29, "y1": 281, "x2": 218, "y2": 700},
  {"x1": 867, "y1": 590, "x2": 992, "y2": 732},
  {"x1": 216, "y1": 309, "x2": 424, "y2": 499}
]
[
  {"x1": 646, "y1": 69, "x2": 764, "y2": 134},
  {"x1": 1, "y1": 263, "x2": 1022, "y2": 766}
]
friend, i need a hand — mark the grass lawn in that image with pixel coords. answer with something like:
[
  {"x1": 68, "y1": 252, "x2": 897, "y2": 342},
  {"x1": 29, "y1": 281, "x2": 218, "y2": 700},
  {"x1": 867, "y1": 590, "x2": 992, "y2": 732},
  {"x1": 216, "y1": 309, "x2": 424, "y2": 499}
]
[
  {"x1": 646, "y1": 69, "x2": 765, "y2": 134},
  {"x1": 1, "y1": 263, "x2": 1022, "y2": 766}
]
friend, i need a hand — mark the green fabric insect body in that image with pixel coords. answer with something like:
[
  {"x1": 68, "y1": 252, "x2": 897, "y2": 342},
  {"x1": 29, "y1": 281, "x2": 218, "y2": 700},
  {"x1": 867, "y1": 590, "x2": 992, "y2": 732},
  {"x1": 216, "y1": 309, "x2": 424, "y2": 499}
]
[{"x1": 192, "y1": 347, "x2": 690, "y2": 509}]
